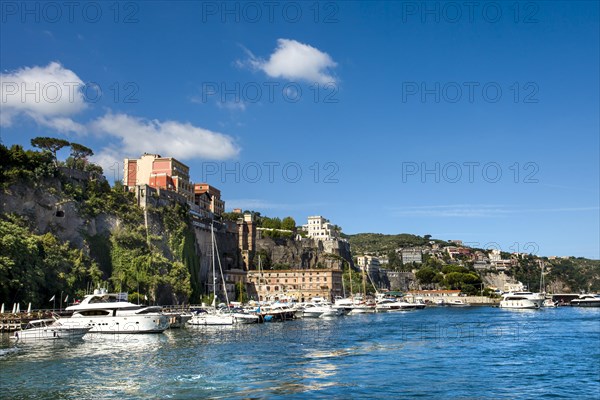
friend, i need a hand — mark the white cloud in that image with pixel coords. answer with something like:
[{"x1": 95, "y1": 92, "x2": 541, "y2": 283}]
[
  {"x1": 90, "y1": 112, "x2": 240, "y2": 172},
  {"x1": 0, "y1": 62, "x2": 87, "y2": 131},
  {"x1": 246, "y1": 39, "x2": 337, "y2": 84}
]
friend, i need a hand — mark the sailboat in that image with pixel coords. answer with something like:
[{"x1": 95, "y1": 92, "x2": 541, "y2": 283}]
[
  {"x1": 344, "y1": 266, "x2": 375, "y2": 314},
  {"x1": 188, "y1": 223, "x2": 259, "y2": 326}
]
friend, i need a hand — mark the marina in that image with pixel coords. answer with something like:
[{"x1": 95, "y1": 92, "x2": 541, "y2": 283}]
[{"x1": 1, "y1": 306, "x2": 598, "y2": 398}]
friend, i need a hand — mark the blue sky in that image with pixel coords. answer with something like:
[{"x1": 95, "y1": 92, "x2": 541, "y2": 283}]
[{"x1": 1, "y1": 1, "x2": 598, "y2": 258}]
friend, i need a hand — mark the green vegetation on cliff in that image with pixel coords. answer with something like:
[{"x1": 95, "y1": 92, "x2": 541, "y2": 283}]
[
  {"x1": 0, "y1": 214, "x2": 102, "y2": 306},
  {"x1": 0, "y1": 142, "x2": 197, "y2": 307},
  {"x1": 347, "y1": 233, "x2": 447, "y2": 254}
]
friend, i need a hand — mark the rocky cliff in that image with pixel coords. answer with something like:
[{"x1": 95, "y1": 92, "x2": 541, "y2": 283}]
[{"x1": 254, "y1": 236, "x2": 354, "y2": 270}]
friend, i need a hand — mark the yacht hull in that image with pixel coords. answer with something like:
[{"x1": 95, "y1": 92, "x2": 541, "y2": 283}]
[
  {"x1": 570, "y1": 301, "x2": 600, "y2": 307},
  {"x1": 499, "y1": 299, "x2": 543, "y2": 309},
  {"x1": 62, "y1": 315, "x2": 169, "y2": 333},
  {"x1": 12, "y1": 327, "x2": 90, "y2": 341},
  {"x1": 187, "y1": 314, "x2": 235, "y2": 326}
]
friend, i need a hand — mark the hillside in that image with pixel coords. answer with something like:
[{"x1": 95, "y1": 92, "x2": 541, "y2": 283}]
[
  {"x1": 346, "y1": 232, "x2": 600, "y2": 293},
  {"x1": 0, "y1": 143, "x2": 203, "y2": 307},
  {"x1": 346, "y1": 233, "x2": 448, "y2": 254}
]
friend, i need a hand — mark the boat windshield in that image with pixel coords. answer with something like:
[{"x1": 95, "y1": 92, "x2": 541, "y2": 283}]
[{"x1": 89, "y1": 295, "x2": 121, "y2": 304}]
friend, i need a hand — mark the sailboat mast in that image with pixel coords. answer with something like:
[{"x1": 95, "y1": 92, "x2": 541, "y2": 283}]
[
  {"x1": 211, "y1": 222, "x2": 217, "y2": 307},
  {"x1": 349, "y1": 264, "x2": 354, "y2": 300},
  {"x1": 213, "y1": 226, "x2": 231, "y2": 306}
]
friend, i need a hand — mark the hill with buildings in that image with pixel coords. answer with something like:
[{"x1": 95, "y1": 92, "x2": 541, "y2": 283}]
[
  {"x1": 1, "y1": 139, "x2": 598, "y2": 309},
  {"x1": 347, "y1": 232, "x2": 600, "y2": 293},
  {"x1": 0, "y1": 141, "x2": 354, "y2": 307}
]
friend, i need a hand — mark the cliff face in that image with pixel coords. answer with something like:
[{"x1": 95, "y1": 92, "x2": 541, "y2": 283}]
[
  {"x1": 0, "y1": 176, "x2": 243, "y2": 305},
  {"x1": 0, "y1": 179, "x2": 118, "y2": 247},
  {"x1": 254, "y1": 236, "x2": 354, "y2": 270}
]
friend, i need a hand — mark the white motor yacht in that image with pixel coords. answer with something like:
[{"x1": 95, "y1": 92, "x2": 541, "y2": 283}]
[
  {"x1": 447, "y1": 299, "x2": 471, "y2": 307},
  {"x1": 570, "y1": 294, "x2": 600, "y2": 307},
  {"x1": 543, "y1": 298, "x2": 558, "y2": 308},
  {"x1": 11, "y1": 317, "x2": 91, "y2": 341},
  {"x1": 499, "y1": 292, "x2": 544, "y2": 309},
  {"x1": 375, "y1": 298, "x2": 418, "y2": 312},
  {"x1": 301, "y1": 302, "x2": 343, "y2": 318},
  {"x1": 63, "y1": 290, "x2": 169, "y2": 333},
  {"x1": 187, "y1": 309, "x2": 235, "y2": 326}
]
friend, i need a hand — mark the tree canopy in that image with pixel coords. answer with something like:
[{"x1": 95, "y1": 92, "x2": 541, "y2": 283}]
[{"x1": 30, "y1": 137, "x2": 70, "y2": 162}]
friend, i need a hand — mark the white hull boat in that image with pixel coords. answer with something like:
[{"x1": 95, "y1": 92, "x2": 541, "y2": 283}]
[
  {"x1": 447, "y1": 299, "x2": 471, "y2": 307},
  {"x1": 11, "y1": 318, "x2": 91, "y2": 341},
  {"x1": 499, "y1": 292, "x2": 544, "y2": 309},
  {"x1": 301, "y1": 303, "x2": 343, "y2": 318},
  {"x1": 188, "y1": 312, "x2": 235, "y2": 326},
  {"x1": 63, "y1": 290, "x2": 169, "y2": 333},
  {"x1": 570, "y1": 294, "x2": 600, "y2": 307},
  {"x1": 348, "y1": 305, "x2": 376, "y2": 314}
]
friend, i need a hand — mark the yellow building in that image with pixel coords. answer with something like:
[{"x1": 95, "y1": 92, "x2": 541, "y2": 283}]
[{"x1": 247, "y1": 269, "x2": 343, "y2": 302}]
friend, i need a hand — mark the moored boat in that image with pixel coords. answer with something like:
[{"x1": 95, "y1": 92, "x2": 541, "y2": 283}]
[
  {"x1": 11, "y1": 317, "x2": 91, "y2": 341},
  {"x1": 188, "y1": 309, "x2": 235, "y2": 326},
  {"x1": 62, "y1": 290, "x2": 169, "y2": 333},
  {"x1": 447, "y1": 299, "x2": 471, "y2": 307},
  {"x1": 499, "y1": 291, "x2": 544, "y2": 309},
  {"x1": 570, "y1": 294, "x2": 600, "y2": 307}
]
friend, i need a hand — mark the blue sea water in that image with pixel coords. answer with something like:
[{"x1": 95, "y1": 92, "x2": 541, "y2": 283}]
[{"x1": 1, "y1": 307, "x2": 599, "y2": 399}]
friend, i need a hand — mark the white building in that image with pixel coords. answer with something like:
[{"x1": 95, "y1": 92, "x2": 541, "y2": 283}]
[
  {"x1": 489, "y1": 249, "x2": 501, "y2": 262},
  {"x1": 401, "y1": 248, "x2": 423, "y2": 264},
  {"x1": 356, "y1": 255, "x2": 381, "y2": 273},
  {"x1": 302, "y1": 216, "x2": 338, "y2": 240}
]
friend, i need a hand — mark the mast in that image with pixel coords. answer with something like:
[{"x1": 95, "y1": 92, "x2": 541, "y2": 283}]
[
  {"x1": 362, "y1": 267, "x2": 367, "y2": 297},
  {"x1": 211, "y1": 222, "x2": 217, "y2": 308},
  {"x1": 539, "y1": 260, "x2": 545, "y2": 294},
  {"x1": 366, "y1": 269, "x2": 379, "y2": 296},
  {"x1": 258, "y1": 254, "x2": 264, "y2": 301},
  {"x1": 348, "y1": 264, "x2": 354, "y2": 300},
  {"x1": 213, "y1": 223, "x2": 231, "y2": 307},
  {"x1": 342, "y1": 269, "x2": 346, "y2": 298}
]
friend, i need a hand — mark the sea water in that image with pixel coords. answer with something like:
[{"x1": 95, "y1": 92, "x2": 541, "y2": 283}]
[{"x1": 1, "y1": 307, "x2": 599, "y2": 399}]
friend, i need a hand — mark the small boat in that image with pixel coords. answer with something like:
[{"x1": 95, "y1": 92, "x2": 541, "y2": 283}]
[
  {"x1": 543, "y1": 299, "x2": 558, "y2": 308},
  {"x1": 164, "y1": 312, "x2": 193, "y2": 328},
  {"x1": 11, "y1": 318, "x2": 91, "y2": 341},
  {"x1": 570, "y1": 294, "x2": 600, "y2": 307},
  {"x1": 258, "y1": 303, "x2": 297, "y2": 321},
  {"x1": 348, "y1": 304, "x2": 376, "y2": 314},
  {"x1": 187, "y1": 309, "x2": 234, "y2": 326},
  {"x1": 447, "y1": 299, "x2": 471, "y2": 307},
  {"x1": 187, "y1": 223, "x2": 260, "y2": 326},
  {"x1": 229, "y1": 308, "x2": 261, "y2": 324},
  {"x1": 301, "y1": 298, "x2": 343, "y2": 318}
]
